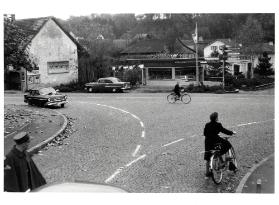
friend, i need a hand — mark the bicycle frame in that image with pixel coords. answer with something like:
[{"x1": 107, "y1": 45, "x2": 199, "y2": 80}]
[{"x1": 209, "y1": 136, "x2": 237, "y2": 184}]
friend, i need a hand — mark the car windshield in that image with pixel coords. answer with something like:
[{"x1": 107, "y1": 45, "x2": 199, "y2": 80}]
[{"x1": 39, "y1": 87, "x2": 57, "y2": 95}]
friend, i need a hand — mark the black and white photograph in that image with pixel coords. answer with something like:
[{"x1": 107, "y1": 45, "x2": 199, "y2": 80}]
[{"x1": 1, "y1": 0, "x2": 277, "y2": 204}]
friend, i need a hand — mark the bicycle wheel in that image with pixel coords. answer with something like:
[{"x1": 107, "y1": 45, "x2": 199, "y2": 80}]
[
  {"x1": 181, "y1": 93, "x2": 191, "y2": 104},
  {"x1": 210, "y1": 153, "x2": 223, "y2": 184},
  {"x1": 167, "y1": 93, "x2": 176, "y2": 103},
  {"x1": 229, "y1": 146, "x2": 238, "y2": 170}
]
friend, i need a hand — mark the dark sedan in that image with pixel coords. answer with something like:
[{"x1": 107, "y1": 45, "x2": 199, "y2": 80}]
[
  {"x1": 84, "y1": 77, "x2": 131, "y2": 93},
  {"x1": 24, "y1": 87, "x2": 68, "y2": 108}
]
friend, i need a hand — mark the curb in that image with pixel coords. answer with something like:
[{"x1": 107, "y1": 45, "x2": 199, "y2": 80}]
[
  {"x1": 27, "y1": 110, "x2": 68, "y2": 155},
  {"x1": 235, "y1": 153, "x2": 274, "y2": 193}
]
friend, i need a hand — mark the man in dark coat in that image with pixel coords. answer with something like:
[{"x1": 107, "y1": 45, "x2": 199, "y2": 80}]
[
  {"x1": 4, "y1": 132, "x2": 46, "y2": 192},
  {"x1": 203, "y1": 112, "x2": 235, "y2": 177},
  {"x1": 173, "y1": 82, "x2": 181, "y2": 98}
]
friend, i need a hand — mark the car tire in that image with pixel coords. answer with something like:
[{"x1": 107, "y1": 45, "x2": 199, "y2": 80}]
[
  {"x1": 61, "y1": 104, "x2": 65, "y2": 108},
  {"x1": 88, "y1": 87, "x2": 93, "y2": 93},
  {"x1": 112, "y1": 88, "x2": 116, "y2": 93}
]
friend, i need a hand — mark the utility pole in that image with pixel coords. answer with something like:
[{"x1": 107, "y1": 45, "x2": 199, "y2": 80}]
[
  {"x1": 222, "y1": 59, "x2": 225, "y2": 90},
  {"x1": 192, "y1": 21, "x2": 199, "y2": 85},
  {"x1": 196, "y1": 34, "x2": 199, "y2": 85},
  {"x1": 220, "y1": 45, "x2": 229, "y2": 90}
]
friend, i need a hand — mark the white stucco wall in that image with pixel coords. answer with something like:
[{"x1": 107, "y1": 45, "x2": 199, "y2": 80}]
[
  {"x1": 28, "y1": 19, "x2": 78, "y2": 87},
  {"x1": 204, "y1": 41, "x2": 225, "y2": 58}
]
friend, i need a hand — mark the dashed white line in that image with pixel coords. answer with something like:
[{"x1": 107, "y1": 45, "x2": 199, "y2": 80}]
[
  {"x1": 87, "y1": 102, "x2": 147, "y2": 184},
  {"x1": 236, "y1": 119, "x2": 274, "y2": 127},
  {"x1": 105, "y1": 167, "x2": 124, "y2": 183},
  {"x1": 141, "y1": 131, "x2": 145, "y2": 138},
  {"x1": 132, "y1": 145, "x2": 141, "y2": 157},
  {"x1": 131, "y1": 114, "x2": 140, "y2": 121},
  {"x1": 125, "y1": 154, "x2": 146, "y2": 167},
  {"x1": 162, "y1": 138, "x2": 185, "y2": 147}
]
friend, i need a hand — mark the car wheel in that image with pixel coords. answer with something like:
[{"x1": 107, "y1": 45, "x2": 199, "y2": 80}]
[
  {"x1": 112, "y1": 88, "x2": 116, "y2": 93},
  {"x1": 88, "y1": 87, "x2": 93, "y2": 93},
  {"x1": 61, "y1": 104, "x2": 65, "y2": 108}
]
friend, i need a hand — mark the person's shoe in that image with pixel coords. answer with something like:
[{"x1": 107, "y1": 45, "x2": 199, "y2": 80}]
[
  {"x1": 205, "y1": 172, "x2": 212, "y2": 179},
  {"x1": 229, "y1": 162, "x2": 237, "y2": 172}
]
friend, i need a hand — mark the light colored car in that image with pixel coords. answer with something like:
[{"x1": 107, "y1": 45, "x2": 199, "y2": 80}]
[
  {"x1": 85, "y1": 77, "x2": 131, "y2": 93},
  {"x1": 33, "y1": 182, "x2": 128, "y2": 192}
]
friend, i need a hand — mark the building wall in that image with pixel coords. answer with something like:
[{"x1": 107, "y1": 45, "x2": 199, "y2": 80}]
[
  {"x1": 28, "y1": 19, "x2": 78, "y2": 87},
  {"x1": 204, "y1": 41, "x2": 225, "y2": 58}
]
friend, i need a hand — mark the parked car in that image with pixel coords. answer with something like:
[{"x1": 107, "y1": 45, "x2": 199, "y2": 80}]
[
  {"x1": 84, "y1": 77, "x2": 131, "y2": 93},
  {"x1": 24, "y1": 87, "x2": 68, "y2": 108}
]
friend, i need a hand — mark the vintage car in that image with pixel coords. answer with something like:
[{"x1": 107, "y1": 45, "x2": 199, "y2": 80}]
[
  {"x1": 84, "y1": 77, "x2": 131, "y2": 93},
  {"x1": 24, "y1": 87, "x2": 68, "y2": 108}
]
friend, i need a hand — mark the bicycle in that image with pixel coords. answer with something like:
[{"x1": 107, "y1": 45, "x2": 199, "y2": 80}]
[
  {"x1": 209, "y1": 135, "x2": 238, "y2": 184},
  {"x1": 167, "y1": 89, "x2": 191, "y2": 104}
]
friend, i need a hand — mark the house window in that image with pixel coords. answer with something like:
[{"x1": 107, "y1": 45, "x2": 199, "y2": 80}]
[
  {"x1": 47, "y1": 61, "x2": 69, "y2": 74},
  {"x1": 211, "y1": 46, "x2": 217, "y2": 51}
]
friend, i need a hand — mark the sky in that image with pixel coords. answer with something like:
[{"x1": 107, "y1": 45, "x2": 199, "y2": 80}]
[{"x1": 2, "y1": 0, "x2": 278, "y2": 20}]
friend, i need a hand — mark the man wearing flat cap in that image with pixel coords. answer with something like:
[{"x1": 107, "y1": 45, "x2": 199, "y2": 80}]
[{"x1": 4, "y1": 132, "x2": 46, "y2": 192}]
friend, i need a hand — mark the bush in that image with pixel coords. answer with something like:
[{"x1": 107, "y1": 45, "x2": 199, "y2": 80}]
[
  {"x1": 54, "y1": 81, "x2": 84, "y2": 92},
  {"x1": 123, "y1": 67, "x2": 142, "y2": 87},
  {"x1": 184, "y1": 84, "x2": 223, "y2": 93}
]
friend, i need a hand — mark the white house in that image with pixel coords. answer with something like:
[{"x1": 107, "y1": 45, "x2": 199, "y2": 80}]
[
  {"x1": 14, "y1": 17, "x2": 86, "y2": 91},
  {"x1": 204, "y1": 39, "x2": 264, "y2": 78}
]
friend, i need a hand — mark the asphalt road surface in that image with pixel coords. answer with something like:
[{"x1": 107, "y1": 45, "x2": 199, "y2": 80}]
[{"x1": 4, "y1": 89, "x2": 274, "y2": 193}]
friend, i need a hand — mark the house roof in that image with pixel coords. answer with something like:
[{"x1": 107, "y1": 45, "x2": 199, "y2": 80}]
[
  {"x1": 121, "y1": 39, "x2": 167, "y2": 54},
  {"x1": 206, "y1": 38, "x2": 240, "y2": 48},
  {"x1": 15, "y1": 17, "x2": 87, "y2": 55},
  {"x1": 240, "y1": 43, "x2": 275, "y2": 55},
  {"x1": 121, "y1": 38, "x2": 197, "y2": 55}
]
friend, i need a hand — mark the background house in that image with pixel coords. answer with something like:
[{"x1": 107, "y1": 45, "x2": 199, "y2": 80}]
[
  {"x1": 118, "y1": 38, "x2": 202, "y2": 85},
  {"x1": 204, "y1": 39, "x2": 252, "y2": 78},
  {"x1": 13, "y1": 16, "x2": 86, "y2": 91},
  {"x1": 240, "y1": 42, "x2": 275, "y2": 70},
  {"x1": 204, "y1": 39, "x2": 275, "y2": 79}
]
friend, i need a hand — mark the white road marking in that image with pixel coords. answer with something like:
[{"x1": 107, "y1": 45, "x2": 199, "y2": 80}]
[
  {"x1": 141, "y1": 130, "x2": 145, "y2": 138},
  {"x1": 131, "y1": 114, "x2": 140, "y2": 121},
  {"x1": 105, "y1": 167, "x2": 124, "y2": 183},
  {"x1": 162, "y1": 138, "x2": 184, "y2": 147},
  {"x1": 189, "y1": 134, "x2": 196, "y2": 138},
  {"x1": 199, "y1": 119, "x2": 275, "y2": 155},
  {"x1": 85, "y1": 102, "x2": 147, "y2": 184},
  {"x1": 132, "y1": 145, "x2": 141, "y2": 157},
  {"x1": 125, "y1": 154, "x2": 146, "y2": 167},
  {"x1": 236, "y1": 119, "x2": 274, "y2": 127}
]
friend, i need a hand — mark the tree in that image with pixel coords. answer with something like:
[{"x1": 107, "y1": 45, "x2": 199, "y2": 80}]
[
  {"x1": 4, "y1": 15, "x2": 36, "y2": 71},
  {"x1": 236, "y1": 15, "x2": 264, "y2": 46},
  {"x1": 254, "y1": 52, "x2": 273, "y2": 76}
]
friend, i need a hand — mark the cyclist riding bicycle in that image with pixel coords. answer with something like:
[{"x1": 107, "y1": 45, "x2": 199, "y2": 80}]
[
  {"x1": 203, "y1": 112, "x2": 237, "y2": 177},
  {"x1": 173, "y1": 82, "x2": 181, "y2": 99}
]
